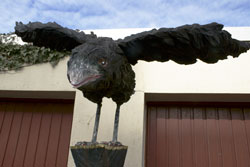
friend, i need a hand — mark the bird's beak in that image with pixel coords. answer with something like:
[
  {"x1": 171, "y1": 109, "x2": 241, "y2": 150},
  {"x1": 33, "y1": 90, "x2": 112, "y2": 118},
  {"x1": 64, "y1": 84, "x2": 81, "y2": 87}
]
[{"x1": 67, "y1": 62, "x2": 101, "y2": 88}]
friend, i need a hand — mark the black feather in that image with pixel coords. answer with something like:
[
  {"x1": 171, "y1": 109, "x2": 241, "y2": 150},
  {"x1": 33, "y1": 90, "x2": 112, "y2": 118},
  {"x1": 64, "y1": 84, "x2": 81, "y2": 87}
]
[
  {"x1": 118, "y1": 22, "x2": 250, "y2": 65},
  {"x1": 15, "y1": 21, "x2": 97, "y2": 51}
]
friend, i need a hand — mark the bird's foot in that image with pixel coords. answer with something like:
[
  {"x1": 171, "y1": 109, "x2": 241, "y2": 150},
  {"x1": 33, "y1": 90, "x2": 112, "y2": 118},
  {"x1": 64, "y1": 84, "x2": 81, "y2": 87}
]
[
  {"x1": 75, "y1": 141, "x2": 123, "y2": 147},
  {"x1": 75, "y1": 141, "x2": 99, "y2": 146},
  {"x1": 101, "y1": 141, "x2": 123, "y2": 146}
]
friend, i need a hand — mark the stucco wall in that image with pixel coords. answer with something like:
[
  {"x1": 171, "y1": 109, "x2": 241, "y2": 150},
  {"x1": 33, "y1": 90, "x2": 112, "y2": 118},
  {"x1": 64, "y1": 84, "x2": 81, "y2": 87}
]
[
  {"x1": 0, "y1": 27, "x2": 250, "y2": 167},
  {"x1": 142, "y1": 52, "x2": 250, "y2": 94}
]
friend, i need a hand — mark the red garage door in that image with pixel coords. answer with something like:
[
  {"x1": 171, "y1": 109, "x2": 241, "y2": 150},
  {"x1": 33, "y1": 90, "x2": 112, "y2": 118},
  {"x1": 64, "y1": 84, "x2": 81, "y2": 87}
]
[
  {"x1": 147, "y1": 102, "x2": 250, "y2": 167},
  {"x1": 0, "y1": 99, "x2": 74, "y2": 167}
]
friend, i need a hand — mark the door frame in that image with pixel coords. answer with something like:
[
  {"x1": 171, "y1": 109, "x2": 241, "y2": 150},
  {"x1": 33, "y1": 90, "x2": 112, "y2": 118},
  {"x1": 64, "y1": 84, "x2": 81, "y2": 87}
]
[{"x1": 0, "y1": 90, "x2": 76, "y2": 100}]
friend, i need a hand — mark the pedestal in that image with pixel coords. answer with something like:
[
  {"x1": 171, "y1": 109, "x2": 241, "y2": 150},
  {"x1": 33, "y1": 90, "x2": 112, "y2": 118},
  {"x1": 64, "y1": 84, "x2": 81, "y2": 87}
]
[{"x1": 71, "y1": 143, "x2": 128, "y2": 167}]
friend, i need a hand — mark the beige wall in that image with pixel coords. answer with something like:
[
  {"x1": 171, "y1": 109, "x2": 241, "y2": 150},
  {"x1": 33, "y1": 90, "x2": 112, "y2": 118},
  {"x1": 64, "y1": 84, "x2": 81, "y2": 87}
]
[{"x1": 0, "y1": 27, "x2": 250, "y2": 167}]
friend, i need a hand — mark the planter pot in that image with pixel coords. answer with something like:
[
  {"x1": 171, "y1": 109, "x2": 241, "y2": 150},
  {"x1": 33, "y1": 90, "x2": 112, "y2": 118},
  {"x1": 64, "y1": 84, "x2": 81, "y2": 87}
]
[{"x1": 71, "y1": 143, "x2": 128, "y2": 167}]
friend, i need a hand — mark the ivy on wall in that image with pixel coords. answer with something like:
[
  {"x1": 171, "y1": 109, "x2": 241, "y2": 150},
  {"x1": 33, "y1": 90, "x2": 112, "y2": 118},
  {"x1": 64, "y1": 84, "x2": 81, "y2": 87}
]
[{"x1": 0, "y1": 33, "x2": 70, "y2": 72}]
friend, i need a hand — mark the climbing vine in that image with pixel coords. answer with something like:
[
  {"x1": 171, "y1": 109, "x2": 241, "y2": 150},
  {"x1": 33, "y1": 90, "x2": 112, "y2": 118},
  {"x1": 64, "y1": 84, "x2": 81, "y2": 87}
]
[{"x1": 0, "y1": 33, "x2": 70, "y2": 72}]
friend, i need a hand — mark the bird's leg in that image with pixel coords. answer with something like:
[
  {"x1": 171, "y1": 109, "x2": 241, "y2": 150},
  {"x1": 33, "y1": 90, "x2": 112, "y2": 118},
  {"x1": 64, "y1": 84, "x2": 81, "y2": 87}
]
[
  {"x1": 112, "y1": 104, "x2": 121, "y2": 143},
  {"x1": 91, "y1": 103, "x2": 102, "y2": 143}
]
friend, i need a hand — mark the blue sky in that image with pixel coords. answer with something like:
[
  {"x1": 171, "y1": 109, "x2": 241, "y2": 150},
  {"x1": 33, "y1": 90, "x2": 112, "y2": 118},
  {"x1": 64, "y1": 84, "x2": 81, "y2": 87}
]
[{"x1": 1, "y1": 0, "x2": 250, "y2": 33}]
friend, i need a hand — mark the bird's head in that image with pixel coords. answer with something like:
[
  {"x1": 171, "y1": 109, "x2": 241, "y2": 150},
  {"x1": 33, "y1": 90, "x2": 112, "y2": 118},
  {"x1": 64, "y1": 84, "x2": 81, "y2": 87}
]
[{"x1": 67, "y1": 38, "x2": 127, "y2": 91}]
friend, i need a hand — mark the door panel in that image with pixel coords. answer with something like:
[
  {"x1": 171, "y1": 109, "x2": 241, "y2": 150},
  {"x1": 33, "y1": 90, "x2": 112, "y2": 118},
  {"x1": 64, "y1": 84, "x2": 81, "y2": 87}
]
[
  {"x1": 0, "y1": 100, "x2": 74, "y2": 167},
  {"x1": 147, "y1": 103, "x2": 250, "y2": 167}
]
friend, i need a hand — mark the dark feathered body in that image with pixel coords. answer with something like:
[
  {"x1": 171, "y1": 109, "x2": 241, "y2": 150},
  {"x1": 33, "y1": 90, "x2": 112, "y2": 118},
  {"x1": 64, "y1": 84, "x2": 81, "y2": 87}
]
[
  {"x1": 67, "y1": 38, "x2": 135, "y2": 105},
  {"x1": 82, "y1": 62, "x2": 135, "y2": 105}
]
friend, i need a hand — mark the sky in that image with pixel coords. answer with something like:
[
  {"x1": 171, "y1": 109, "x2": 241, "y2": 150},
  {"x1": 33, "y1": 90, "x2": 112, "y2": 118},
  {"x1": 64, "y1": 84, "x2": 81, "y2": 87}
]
[{"x1": 1, "y1": 0, "x2": 250, "y2": 33}]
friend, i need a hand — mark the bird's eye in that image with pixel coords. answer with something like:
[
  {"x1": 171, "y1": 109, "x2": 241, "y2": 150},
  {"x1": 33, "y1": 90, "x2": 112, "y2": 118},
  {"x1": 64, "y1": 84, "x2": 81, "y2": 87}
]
[{"x1": 98, "y1": 58, "x2": 107, "y2": 66}]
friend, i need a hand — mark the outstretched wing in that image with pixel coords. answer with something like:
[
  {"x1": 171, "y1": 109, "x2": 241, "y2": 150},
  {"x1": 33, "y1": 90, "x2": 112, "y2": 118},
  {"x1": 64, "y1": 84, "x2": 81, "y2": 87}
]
[
  {"x1": 117, "y1": 23, "x2": 250, "y2": 65},
  {"x1": 15, "y1": 22, "x2": 97, "y2": 51}
]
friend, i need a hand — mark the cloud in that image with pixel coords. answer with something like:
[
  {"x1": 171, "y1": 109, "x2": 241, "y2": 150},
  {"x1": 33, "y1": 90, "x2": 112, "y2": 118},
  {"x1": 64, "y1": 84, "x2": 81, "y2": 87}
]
[{"x1": 0, "y1": 0, "x2": 250, "y2": 33}]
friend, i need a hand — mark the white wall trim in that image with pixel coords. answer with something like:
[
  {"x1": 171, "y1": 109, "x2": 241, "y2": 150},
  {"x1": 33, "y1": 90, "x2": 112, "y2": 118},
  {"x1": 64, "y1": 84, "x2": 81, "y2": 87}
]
[{"x1": 145, "y1": 93, "x2": 250, "y2": 103}]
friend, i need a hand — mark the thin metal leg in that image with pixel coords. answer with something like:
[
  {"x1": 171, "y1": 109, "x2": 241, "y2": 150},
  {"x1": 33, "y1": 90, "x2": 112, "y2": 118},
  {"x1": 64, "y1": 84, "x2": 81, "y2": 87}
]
[
  {"x1": 91, "y1": 103, "x2": 102, "y2": 143},
  {"x1": 112, "y1": 104, "x2": 121, "y2": 142}
]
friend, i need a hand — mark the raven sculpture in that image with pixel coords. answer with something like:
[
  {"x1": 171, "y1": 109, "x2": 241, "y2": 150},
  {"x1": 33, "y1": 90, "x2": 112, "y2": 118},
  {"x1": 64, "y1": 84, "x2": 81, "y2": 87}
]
[{"x1": 15, "y1": 22, "x2": 250, "y2": 144}]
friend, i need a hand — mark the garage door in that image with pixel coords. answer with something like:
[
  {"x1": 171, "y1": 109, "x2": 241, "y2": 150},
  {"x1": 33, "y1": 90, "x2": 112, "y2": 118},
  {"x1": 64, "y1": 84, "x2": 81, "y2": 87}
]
[
  {"x1": 0, "y1": 99, "x2": 74, "y2": 167},
  {"x1": 146, "y1": 102, "x2": 250, "y2": 167}
]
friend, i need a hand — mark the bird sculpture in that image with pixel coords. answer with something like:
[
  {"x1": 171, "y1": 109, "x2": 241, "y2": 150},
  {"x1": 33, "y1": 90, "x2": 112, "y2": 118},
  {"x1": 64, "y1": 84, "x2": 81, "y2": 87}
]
[{"x1": 15, "y1": 22, "x2": 250, "y2": 144}]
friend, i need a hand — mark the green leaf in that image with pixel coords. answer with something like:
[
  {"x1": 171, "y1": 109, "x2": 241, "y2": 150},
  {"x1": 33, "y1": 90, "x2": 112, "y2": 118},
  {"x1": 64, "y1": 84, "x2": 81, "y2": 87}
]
[{"x1": 0, "y1": 43, "x2": 70, "y2": 72}]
